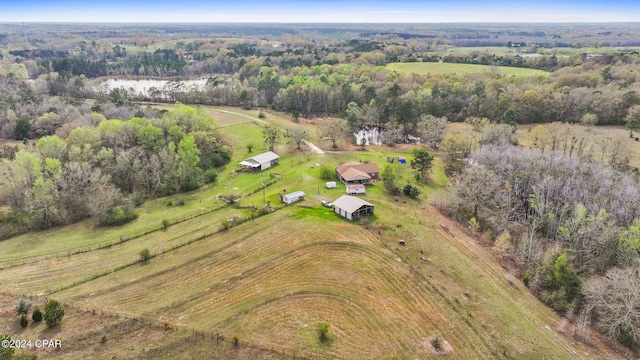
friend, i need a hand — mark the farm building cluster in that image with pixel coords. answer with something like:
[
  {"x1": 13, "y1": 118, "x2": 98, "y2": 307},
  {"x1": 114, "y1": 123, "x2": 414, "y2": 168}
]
[{"x1": 253, "y1": 156, "x2": 376, "y2": 220}]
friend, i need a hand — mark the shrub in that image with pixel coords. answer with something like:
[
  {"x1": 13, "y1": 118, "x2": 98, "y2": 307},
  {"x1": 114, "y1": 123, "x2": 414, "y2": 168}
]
[
  {"x1": 246, "y1": 143, "x2": 254, "y2": 153},
  {"x1": 177, "y1": 200, "x2": 185, "y2": 206},
  {"x1": 139, "y1": 248, "x2": 151, "y2": 262},
  {"x1": 0, "y1": 334, "x2": 15, "y2": 359},
  {"x1": 316, "y1": 322, "x2": 330, "y2": 343},
  {"x1": 179, "y1": 179, "x2": 199, "y2": 192},
  {"x1": 131, "y1": 191, "x2": 145, "y2": 207},
  {"x1": 221, "y1": 219, "x2": 231, "y2": 230},
  {"x1": 15, "y1": 297, "x2": 31, "y2": 315},
  {"x1": 43, "y1": 299, "x2": 65, "y2": 327},
  {"x1": 232, "y1": 334, "x2": 240, "y2": 348},
  {"x1": 32, "y1": 308, "x2": 42, "y2": 322},
  {"x1": 105, "y1": 206, "x2": 138, "y2": 226},
  {"x1": 20, "y1": 314, "x2": 28, "y2": 327},
  {"x1": 431, "y1": 336, "x2": 442, "y2": 350},
  {"x1": 258, "y1": 110, "x2": 266, "y2": 119},
  {"x1": 318, "y1": 165, "x2": 334, "y2": 180},
  {"x1": 204, "y1": 168, "x2": 218, "y2": 183},
  {"x1": 402, "y1": 184, "x2": 420, "y2": 197},
  {"x1": 101, "y1": 335, "x2": 107, "y2": 344},
  {"x1": 161, "y1": 219, "x2": 170, "y2": 230}
]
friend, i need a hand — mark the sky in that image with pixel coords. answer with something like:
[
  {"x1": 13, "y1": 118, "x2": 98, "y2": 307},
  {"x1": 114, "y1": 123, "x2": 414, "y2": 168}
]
[{"x1": 1, "y1": 0, "x2": 639, "y2": 23}]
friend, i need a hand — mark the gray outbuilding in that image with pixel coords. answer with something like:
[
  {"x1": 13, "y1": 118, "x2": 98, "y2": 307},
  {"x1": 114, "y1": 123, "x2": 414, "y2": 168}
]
[{"x1": 332, "y1": 195, "x2": 374, "y2": 220}]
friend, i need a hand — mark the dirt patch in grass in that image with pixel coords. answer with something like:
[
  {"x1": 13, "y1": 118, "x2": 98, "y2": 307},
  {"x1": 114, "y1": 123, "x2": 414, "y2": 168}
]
[{"x1": 424, "y1": 336, "x2": 454, "y2": 355}]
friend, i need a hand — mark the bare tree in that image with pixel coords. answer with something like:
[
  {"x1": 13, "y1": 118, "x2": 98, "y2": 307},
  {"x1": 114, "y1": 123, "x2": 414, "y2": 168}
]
[
  {"x1": 286, "y1": 126, "x2": 307, "y2": 150},
  {"x1": 584, "y1": 264, "x2": 640, "y2": 345},
  {"x1": 319, "y1": 118, "x2": 347, "y2": 149},
  {"x1": 418, "y1": 114, "x2": 447, "y2": 149}
]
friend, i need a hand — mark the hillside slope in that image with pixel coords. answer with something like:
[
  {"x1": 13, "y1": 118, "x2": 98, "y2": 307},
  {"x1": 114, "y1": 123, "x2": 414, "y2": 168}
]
[{"x1": 0, "y1": 203, "x2": 627, "y2": 359}]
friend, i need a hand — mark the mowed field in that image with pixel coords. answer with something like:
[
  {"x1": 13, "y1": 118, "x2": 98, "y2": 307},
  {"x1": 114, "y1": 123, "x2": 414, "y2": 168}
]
[
  {"x1": 387, "y1": 62, "x2": 550, "y2": 77},
  {"x1": 0, "y1": 106, "x2": 627, "y2": 359}
]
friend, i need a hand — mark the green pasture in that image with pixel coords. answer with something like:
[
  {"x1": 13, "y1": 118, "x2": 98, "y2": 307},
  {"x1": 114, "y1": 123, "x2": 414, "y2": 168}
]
[{"x1": 387, "y1": 62, "x2": 550, "y2": 77}]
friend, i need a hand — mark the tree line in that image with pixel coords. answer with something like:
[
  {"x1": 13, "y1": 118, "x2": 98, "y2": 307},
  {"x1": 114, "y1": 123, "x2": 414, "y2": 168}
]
[
  {"x1": 0, "y1": 104, "x2": 230, "y2": 237},
  {"x1": 452, "y1": 143, "x2": 640, "y2": 347},
  {"x1": 2, "y1": 33, "x2": 640, "y2": 144}
]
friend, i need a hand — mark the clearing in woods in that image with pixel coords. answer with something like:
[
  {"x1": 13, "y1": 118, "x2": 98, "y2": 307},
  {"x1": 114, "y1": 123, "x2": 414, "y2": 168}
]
[
  {"x1": 387, "y1": 62, "x2": 550, "y2": 77},
  {"x1": 0, "y1": 106, "x2": 627, "y2": 359}
]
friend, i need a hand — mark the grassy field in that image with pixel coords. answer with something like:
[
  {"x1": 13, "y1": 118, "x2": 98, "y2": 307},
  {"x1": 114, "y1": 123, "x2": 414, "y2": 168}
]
[
  {"x1": 0, "y1": 106, "x2": 628, "y2": 359},
  {"x1": 387, "y1": 62, "x2": 550, "y2": 77}
]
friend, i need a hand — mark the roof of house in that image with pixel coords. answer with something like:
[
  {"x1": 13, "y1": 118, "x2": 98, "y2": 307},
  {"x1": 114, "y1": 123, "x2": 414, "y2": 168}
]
[
  {"x1": 346, "y1": 184, "x2": 365, "y2": 189},
  {"x1": 282, "y1": 191, "x2": 306, "y2": 201},
  {"x1": 251, "y1": 151, "x2": 280, "y2": 163},
  {"x1": 240, "y1": 151, "x2": 279, "y2": 167},
  {"x1": 336, "y1": 162, "x2": 380, "y2": 176},
  {"x1": 340, "y1": 167, "x2": 371, "y2": 181},
  {"x1": 332, "y1": 195, "x2": 374, "y2": 213}
]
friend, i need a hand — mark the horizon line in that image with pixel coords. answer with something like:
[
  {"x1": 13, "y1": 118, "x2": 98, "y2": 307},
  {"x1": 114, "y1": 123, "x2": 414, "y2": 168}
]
[{"x1": 2, "y1": 21, "x2": 640, "y2": 25}]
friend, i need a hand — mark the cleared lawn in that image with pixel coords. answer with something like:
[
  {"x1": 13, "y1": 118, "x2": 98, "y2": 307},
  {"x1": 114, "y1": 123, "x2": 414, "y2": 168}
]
[{"x1": 387, "y1": 62, "x2": 550, "y2": 77}]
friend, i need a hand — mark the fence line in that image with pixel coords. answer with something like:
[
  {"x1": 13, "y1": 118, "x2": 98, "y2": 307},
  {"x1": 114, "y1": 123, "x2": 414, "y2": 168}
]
[{"x1": 2, "y1": 178, "x2": 282, "y2": 270}]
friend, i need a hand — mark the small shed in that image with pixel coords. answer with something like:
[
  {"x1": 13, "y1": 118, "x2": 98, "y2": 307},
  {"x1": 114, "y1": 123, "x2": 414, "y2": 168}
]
[
  {"x1": 240, "y1": 151, "x2": 280, "y2": 171},
  {"x1": 281, "y1": 191, "x2": 306, "y2": 204},
  {"x1": 346, "y1": 184, "x2": 365, "y2": 195},
  {"x1": 332, "y1": 195, "x2": 374, "y2": 220},
  {"x1": 326, "y1": 181, "x2": 337, "y2": 189}
]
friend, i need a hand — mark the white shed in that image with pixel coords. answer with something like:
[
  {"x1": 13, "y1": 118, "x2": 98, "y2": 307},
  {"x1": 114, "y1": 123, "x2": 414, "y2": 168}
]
[
  {"x1": 326, "y1": 181, "x2": 337, "y2": 189},
  {"x1": 346, "y1": 184, "x2": 365, "y2": 194},
  {"x1": 332, "y1": 195, "x2": 374, "y2": 220},
  {"x1": 281, "y1": 191, "x2": 306, "y2": 204},
  {"x1": 240, "y1": 151, "x2": 280, "y2": 171}
]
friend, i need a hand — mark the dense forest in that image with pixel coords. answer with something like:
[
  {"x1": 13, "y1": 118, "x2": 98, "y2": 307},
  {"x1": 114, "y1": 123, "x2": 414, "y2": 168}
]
[
  {"x1": 0, "y1": 103, "x2": 230, "y2": 236},
  {"x1": 3, "y1": 22, "x2": 640, "y2": 351}
]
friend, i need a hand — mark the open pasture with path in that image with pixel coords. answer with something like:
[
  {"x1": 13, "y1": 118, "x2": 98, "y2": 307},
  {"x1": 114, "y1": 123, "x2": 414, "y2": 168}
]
[
  {"x1": 387, "y1": 62, "x2": 550, "y2": 77},
  {"x1": 0, "y1": 107, "x2": 627, "y2": 359}
]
